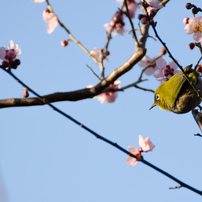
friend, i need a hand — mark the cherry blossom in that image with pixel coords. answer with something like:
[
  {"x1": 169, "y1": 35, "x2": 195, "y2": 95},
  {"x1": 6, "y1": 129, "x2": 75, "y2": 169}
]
[
  {"x1": 0, "y1": 40, "x2": 21, "y2": 69},
  {"x1": 184, "y1": 16, "x2": 202, "y2": 42},
  {"x1": 144, "y1": 0, "x2": 163, "y2": 9},
  {"x1": 117, "y1": 0, "x2": 138, "y2": 18},
  {"x1": 127, "y1": 146, "x2": 141, "y2": 166},
  {"x1": 104, "y1": 11, "x2": 125, "y2": 36},
  {"x1": 139, "y1": 135, "x2": 155, "y2": 152},
  {"x1": 127, "y1": 135, "x2": 155, "y2": 166},
  {"x1": 154, "y1": 58, "x2": 178, "y2": 83},
  {"x1": 90, "y1": 48, "x2": 109, "y2": 62},
  {"x1": 104, "y1": 22, "x2": 125, "y2": 36},
  {"x1": 96, "y1": 80, "x2": 120, "y2": 103},
  {"x1": 43, "y1": 9, "x2": 59, "y2": 34},
  {"x1": 138, "y1": 55, "x2": 157, "y2": 76}
]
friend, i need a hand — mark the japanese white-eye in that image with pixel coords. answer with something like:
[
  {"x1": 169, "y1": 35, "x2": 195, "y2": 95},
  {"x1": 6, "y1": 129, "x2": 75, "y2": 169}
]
[{"x1": 150, "y1": 65, "x2": 202, "y2": 114}]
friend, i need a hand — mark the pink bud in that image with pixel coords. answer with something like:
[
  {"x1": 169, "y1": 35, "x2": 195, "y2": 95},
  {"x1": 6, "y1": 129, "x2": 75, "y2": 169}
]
[
  {"x1": 61, "y1": 40, "x2": 69, "y2": 47},
  {"x1": 161, "y1": 47, "x2": 167, "y2": 55},
  {"x1": 183, "y1": 17, "x2": 189, "y2": 24},
  {"x1": 23, "y1": 90, "x2": 29, "y2": 98}
]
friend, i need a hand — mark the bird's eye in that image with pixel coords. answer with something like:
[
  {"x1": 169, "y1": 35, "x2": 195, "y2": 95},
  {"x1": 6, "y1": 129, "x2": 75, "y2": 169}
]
[{"x1": 156, "y1": 94, "x2": 160, "y2": 100}]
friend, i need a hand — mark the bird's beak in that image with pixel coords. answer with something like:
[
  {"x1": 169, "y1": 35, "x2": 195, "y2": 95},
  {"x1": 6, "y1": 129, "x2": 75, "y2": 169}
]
[{"x1": 149, "y1": 103, "x2": 156, "y2": 110}]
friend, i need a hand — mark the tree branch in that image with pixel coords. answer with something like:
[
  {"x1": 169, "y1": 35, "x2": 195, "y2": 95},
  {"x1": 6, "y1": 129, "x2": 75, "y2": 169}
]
[{"x1": 0, "y1": 21, "x2": 149, "y2": 109}]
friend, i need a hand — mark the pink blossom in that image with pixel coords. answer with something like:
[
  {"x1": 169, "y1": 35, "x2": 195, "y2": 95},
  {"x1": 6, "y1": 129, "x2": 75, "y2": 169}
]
[
  {"x1": 90, "y1": 48, "x2": 109, "y2": 62},
  {"x1": 138, "y1": 55, "x2": 157, "y2": 76},
  {"x1": 43, "y1": 9, "x2": 59, "y2": 34},
  {"x1": 127, "y1": 134, "x2": 155, "y2": 166},
  {"x1": 139, "y1": 135, "x2": 155, "y2": 152},
  {"x1": 0, "y1": 40, "x2": 21, "y2": 65},
  {"x1": 117, "y1": 0, "x2": 138, "y2": 18},
  {"x1": 126, "y1": 1, "x2": 138, "y2": 18},
  {"x1": 145, "y1": 0, "x2": 163, "y2": 9},
  {"x1": 127, "y1": 146, "x2": 141, "y2": 166},
  {"x1": 154, "y1": 58, "x2": 178, "y2": 83},
  {"x1": 184, "y1": 16, "x2": 202, "y2": 42},
  {"x1": 32, "y1": 0, "x2": 45, "y2": 2},
  {"x1": 104, "y1": 22, "x2": 125, "y2": 36},
  {"x1": 104, "y1": 11, "x2": 125, "y2": 36},
  {"x1": 96, "y1": 80, "x2": 120, "y2": 103}
]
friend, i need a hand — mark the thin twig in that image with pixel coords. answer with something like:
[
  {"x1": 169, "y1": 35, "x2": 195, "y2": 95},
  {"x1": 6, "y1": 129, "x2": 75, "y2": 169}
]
[
  {"x1": 133, "y1": 84, "x2": 154, "y2": 93},
  {"x1": 45, "y1": 0, "x2": 99, "y2": 65},
  {"x1": 86, "y1": 64, "x2": 101, "y2": 80},
  {"x1": 124, "y1": 0, "x2": 139, "y2": 45},
  {"x1": 194, "y1": 56, "x2": 202, "y2": 70}
]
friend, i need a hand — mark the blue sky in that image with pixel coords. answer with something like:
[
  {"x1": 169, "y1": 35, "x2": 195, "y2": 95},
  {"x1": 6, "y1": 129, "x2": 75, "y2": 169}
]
[{"x1": 0, "y1": 0, "x2": 202, "y2": 202}]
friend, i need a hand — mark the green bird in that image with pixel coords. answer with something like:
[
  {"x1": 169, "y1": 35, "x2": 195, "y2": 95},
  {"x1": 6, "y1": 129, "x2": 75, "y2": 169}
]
[{"x1": 150, "y1": 65, "x2": 202, "y2": 114}]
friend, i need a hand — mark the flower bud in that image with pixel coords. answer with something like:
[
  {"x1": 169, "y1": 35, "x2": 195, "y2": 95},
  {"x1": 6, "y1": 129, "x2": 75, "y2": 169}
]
[
  {"x1": 141, "y1": 16, "x2": 148, "y2": 24},
  {"x1": 149, "y1": 19, "x2": 154, "y2": 25},
  {"x1": 11, "y1": 59, "x2": 21, "y2": 69},
  {"x1": 61, "y1": 39, "x2": 69, "y2": 47},
  {"x1": 192, "y1": 7, "x2": 199, "y2": 15},
  {"x1": 189, "y1": 43, "x2": 195, "y2": 50},
  {"x1": 23, "y1": 90, "x2": 29, "y2": 98},
  {"x1": 138, "y1": 14, "x2": 145, "y2": 20},
  {"x1": 183, "y1": 17, "x2": 189, "y2": 24},
  {"x1": 185, "y1": 3, "x2": 193, "y2": 9},
  {"x1": 161, "y1": 47, "x2": 167, "y2": 55},
  {"x1": 1, "y1": 61, "x2": 9, "y2": 69}
]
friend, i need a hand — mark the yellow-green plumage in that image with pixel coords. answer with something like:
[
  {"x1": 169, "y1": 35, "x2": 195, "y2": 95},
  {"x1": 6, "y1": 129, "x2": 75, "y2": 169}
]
[{"x1": 151, "y1": 65, "x2": 202, "y2": 114}]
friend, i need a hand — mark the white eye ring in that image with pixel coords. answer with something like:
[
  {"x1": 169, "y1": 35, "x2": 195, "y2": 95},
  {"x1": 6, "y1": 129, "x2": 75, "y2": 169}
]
[{"x1": 156, "y1": 94, "x2": 160, "y2": 100}]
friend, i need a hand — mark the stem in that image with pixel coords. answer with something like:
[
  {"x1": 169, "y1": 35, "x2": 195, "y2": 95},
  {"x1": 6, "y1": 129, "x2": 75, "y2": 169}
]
[
  {"x1": 124, "y1": 0, "x2": 139, "y2": 45},
  {"x1": 45, "y1": 0, "x2": 99, "y2": 65}
]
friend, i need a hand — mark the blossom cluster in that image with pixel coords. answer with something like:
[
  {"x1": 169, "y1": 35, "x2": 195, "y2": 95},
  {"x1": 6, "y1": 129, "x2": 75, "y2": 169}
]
[
  {"x1": 90, "y1": 48, "x2": 109, "y2": 63},
  {"x1": 127, "y1": 135, "x2": 155, "y2": 166},
  {"x1": 138, "y1": 0, "x2": 163, "y2": 25},
  {"x1": 0, "y1": 40, "x2": 21, "y2": 70},
  {"x1": 183, "y1": 3, "x2": 202, "y2": 50},
  {"x1": 104, "y1": 0, "x2": 138, "y2": 36},
  {"x1": 138, "y1": 56, "x2": 178, "y2": 83}
]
